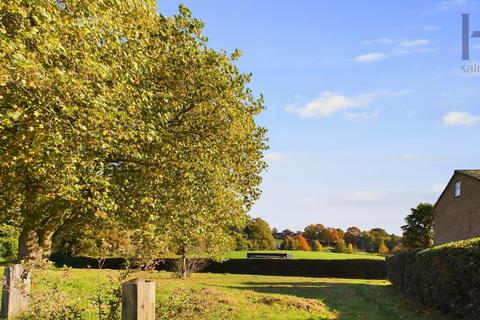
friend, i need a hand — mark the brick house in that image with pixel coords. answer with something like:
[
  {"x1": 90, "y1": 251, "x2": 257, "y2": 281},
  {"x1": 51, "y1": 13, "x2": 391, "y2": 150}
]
[{"x1": 433, "y1": 170, "x2": 480, "y2": 245}]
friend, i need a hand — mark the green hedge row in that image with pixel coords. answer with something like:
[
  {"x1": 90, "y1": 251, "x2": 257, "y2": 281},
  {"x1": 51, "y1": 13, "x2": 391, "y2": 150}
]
[
  {"x1": 386, "y1": 238, "x2": 480, "y2": 320},
  {"x1": 51, "y1": 253, "x2": 386, "y2": 279},
  {"x1": 205, "y1": 258, "x2": 386, "y2": 279}
]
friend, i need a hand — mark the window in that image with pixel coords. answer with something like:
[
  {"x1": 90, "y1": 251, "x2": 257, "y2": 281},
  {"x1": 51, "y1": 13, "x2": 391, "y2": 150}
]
[{"x1": 454, "y1": 181, "x2": 462, "y2": 198}]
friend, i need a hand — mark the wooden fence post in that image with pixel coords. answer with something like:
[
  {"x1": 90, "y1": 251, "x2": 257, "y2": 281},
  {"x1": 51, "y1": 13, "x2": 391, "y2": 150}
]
[
  {"x1": 1, "y1": 264, "x2": 31, "y2": 319},
  {"x1": 121, "y1": 278, "x2": 155, "y2": 320}
]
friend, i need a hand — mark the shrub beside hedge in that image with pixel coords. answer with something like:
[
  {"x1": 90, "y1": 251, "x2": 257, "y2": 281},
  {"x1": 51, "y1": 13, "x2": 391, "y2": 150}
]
[
  {"x1": 51, "y1": 253, "x2": 386, "y2": 279},
  {"x1": 0, "y1": 224, "x2": 19, "y2": 261},
  {"x1": 386, "y1": 238, "x2": 480, "y2": 320}
]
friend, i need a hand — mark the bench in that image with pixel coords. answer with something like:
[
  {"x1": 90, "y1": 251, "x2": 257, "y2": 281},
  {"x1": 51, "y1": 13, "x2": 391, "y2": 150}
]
[{"x1": 246, "y1": 252, "x2": 293, "y2": 259}]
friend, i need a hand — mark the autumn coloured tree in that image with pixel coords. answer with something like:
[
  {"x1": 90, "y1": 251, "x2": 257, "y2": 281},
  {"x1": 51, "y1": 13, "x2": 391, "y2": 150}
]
[
  {"x1": 296, "y1": 235, "x2": 310, "y2": 251},
  {"x1": 321, "y1": 228, "x2": 340, "y2": 246},
  {"x1": 0, "y1": 2, "x2": 267, "y2": 260},
  {"x1": 378, "y1": 240, "x2": 389, "y2": 255}
]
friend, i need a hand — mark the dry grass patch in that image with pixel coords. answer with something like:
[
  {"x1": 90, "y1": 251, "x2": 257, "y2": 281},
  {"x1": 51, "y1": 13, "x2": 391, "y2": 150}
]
[{"x1": 256, "y1": 295, "x2": 337, "y2": 318}]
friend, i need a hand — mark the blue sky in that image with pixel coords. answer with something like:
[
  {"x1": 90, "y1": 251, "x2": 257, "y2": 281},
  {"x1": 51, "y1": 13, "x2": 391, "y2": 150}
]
[{"x1": 158, "y1": 1, "x2": 480, "y2": 234}]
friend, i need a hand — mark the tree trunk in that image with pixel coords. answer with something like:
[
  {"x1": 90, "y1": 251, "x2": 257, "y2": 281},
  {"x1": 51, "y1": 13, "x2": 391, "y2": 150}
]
[
  {"x1": 39, "y1": 229, "x2": 54, "y2": 257},
  {"x1": 181, "y1": 253, "x2": 187, "y2": 279},
  {"x1": 17, "y1": 185, "x2": 55, "y2": 260},
  {"x1": 17, "y1": 227, "x2": 53, "y2": 261}
]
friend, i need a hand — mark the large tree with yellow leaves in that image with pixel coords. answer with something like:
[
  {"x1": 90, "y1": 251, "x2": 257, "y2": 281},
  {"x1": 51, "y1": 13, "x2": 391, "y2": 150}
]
[{"x1": 0, "y1": 1, "x2": 267, "y2": 260}]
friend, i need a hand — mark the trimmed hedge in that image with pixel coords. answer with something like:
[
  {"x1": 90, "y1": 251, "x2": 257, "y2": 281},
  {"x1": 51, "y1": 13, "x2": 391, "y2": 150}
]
[
  {"x1": 386, "y1": 238, "x2": 480, "y2": 320},
  {"x1": 50, "y1": 253, "x2": 127, "y2": 269},
  {"x1": 51, "y1": 253, "x2": 386, "y2": 279},
  {"x1": 204, "y1": 258, "x2": 385, "y2": 279}
]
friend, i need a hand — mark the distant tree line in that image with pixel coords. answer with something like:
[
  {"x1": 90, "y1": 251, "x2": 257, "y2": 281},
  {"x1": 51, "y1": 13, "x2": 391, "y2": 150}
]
[
  {"x1": 235, "y1": 218, "x2": 402, "y2": 255},
  {"x1": 234, "y1": 201, "x2": 436, "y2": 256}
]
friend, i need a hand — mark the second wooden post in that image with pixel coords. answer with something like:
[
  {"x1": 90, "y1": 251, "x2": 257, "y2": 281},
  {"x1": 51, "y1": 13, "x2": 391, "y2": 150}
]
[{"x1": 121, "y1": 278, "x2": 155, "y2": 320}]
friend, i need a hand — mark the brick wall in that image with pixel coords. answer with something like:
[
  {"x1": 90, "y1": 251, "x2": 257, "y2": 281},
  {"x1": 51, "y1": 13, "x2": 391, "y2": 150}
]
[{"x1": 434, "y1": 172, "x2": 480, "y2": 244}]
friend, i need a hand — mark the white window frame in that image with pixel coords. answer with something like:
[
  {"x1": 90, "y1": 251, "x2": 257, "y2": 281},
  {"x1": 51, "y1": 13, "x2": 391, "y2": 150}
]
[{"x1": 454, "y1": 181, "x2": 462, "y2": 198}]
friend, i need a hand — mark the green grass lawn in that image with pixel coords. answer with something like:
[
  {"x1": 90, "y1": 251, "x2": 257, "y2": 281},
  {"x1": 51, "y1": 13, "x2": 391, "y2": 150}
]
[
  {"x1": 225, "y1": 250, "x2": 386, "y2": 260},
  {"x1": 17, "y1": 268, "x2": 448, "y2": 320}
]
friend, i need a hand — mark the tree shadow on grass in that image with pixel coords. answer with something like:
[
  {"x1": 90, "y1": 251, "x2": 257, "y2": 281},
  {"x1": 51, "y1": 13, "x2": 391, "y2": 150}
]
[{"x1": 220, "y1": 280, "x2": 450, "y2": 320}]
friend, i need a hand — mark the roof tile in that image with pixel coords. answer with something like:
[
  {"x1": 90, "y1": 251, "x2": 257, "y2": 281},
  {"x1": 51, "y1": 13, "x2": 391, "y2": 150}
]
[{"x1": 456, "y1": 170, "x2": 480, "y2": 180}]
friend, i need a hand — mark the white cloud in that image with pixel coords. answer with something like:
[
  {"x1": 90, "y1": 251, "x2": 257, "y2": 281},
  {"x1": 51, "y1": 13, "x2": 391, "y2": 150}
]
[
  {"x1": 264, "y1": 152, "x2": 289, "y2": 162},
  {"x1": 361, "y1": 38, "x2": 396, "y2": 45},
  {"x1": 286, "y1": 91, "x2": 375, "y2": 118},
  {"x1": 354, "y1": 52, "x2": 389, "y2": 63},
  {"x1": 395, "y1": 89, "x2": 416, "y2": 96},
  {"x1": 443, "y1": 111, "x2": 479, "y2": 126},
  {"x1": 399, "y1": 39, "x2": 430, "y2": 48},
  {"x1": 393, "y1": 39, "x2": 434, "y2": 55},
  {"x1": 393, "y1": 47, "x2": 435, "y2": 55},
  {"x1": 345, "y1": 109, "x2": 380, "y2": 121},
  {"x1": 355, "y1": 38, "x2": 433, "y2": 63}
]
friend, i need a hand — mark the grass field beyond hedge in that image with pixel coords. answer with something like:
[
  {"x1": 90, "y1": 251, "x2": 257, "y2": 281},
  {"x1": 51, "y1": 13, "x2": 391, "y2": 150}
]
[
  {"x1": 225, "y1": 250, "x2": 385, "y2": 260},
  {"x1": 18, "y1": 268, "x2": 449, "y2": 320}
]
